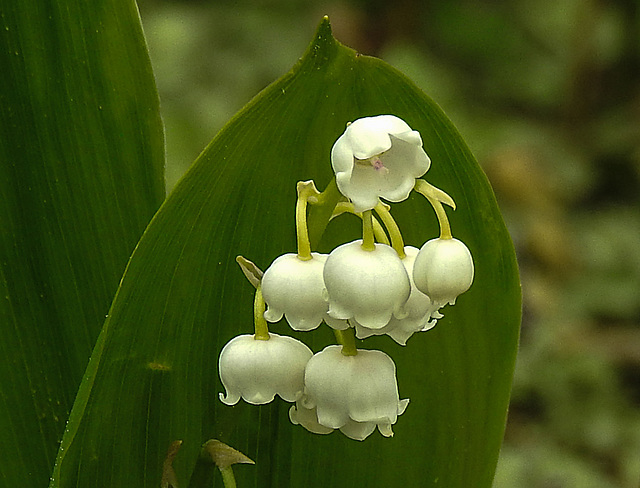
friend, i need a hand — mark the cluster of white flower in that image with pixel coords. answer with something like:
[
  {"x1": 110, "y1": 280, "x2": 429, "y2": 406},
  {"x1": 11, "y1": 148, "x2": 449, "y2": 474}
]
[{"x1": 218, "y1": 115, "x2": 474, "y2": 441}]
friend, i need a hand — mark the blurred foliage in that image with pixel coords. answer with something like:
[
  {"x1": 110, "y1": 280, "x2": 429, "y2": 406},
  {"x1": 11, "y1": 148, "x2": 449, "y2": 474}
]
[{"x1": 137, "y1": 0, "x2": 640, "y2": 486}]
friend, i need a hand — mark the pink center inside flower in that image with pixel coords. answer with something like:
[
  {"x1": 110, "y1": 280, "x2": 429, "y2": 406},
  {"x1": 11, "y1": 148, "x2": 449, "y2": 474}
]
[
  {"x1": 354, "y1": 156, "x2": 389, "y2": 174},
  {"x1": 372, "y1": 158, "x2": 389, "y2": 174}
]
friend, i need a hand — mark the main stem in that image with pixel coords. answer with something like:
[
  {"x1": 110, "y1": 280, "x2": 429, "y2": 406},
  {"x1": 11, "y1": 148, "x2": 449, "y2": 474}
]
[{"x1": 306, "y1": 178, "x2": 344, "y2": 249}]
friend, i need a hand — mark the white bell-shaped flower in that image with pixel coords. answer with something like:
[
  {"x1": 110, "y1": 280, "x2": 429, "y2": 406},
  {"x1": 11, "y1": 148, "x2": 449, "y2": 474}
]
[
  {"x1": 413, "y1": 237, "x2": 474, "y2": 309},
  {"x1": 300, "y1": 345, "x2": 409, "y2": 440},
  {"x1": 331, "y1": 115, "x2": 431, "y2": 212},
  {"x1": 218, "y1": 333, "x2": 312, "y2": 405},
  {"x1": 353, "y1": 246, "x2": 441, "y2": 345},
  {"x1": 324, "y1": 240, "x2": 411, "y2": 330},
  {"x1": 261, "y1": 252, "x2": 329, "y2": 331}
]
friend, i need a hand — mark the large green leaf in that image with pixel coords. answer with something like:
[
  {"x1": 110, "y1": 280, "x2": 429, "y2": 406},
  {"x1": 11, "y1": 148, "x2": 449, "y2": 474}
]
[
  {"x1": 51, "y1": 18, "x2": 520, "y2": 488},
  {"x1": 0, "y1": 0, "x2": 165, "y2": 486}
]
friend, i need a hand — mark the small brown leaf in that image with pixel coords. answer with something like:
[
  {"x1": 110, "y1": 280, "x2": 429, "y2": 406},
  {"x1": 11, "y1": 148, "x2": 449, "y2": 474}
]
[
  {"x1": 236, "y1": 256, "x2": 263, "y2": 289},
  {"x1": 201, "y1": 439, "x2": 255, "y2": 470},
  {"x1": 161, "y1": 440, "x2": 183, "y2": 488}
]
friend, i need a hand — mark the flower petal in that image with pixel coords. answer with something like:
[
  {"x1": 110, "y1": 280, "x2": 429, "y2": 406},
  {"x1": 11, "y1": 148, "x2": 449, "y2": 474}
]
[
  {"x1": 289, "y1": 402, "x2": 334, "y2": 435},
  {"x1": 339, "y1": 420, "x2": 376, "y2": 441},
  {"x1": 345, "y1": 349, "x2": 404, "y2": 424}
]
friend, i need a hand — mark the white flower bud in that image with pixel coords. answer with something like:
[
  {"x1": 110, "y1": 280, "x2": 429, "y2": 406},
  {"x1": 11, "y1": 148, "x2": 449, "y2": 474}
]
[
  {"x1": 413, "y1": 237, "x2": 474, "y2": 308},
  {"x1": 353, "y1": 246, "x2": 441, "y2": 345},
  {"x1": 261, "y1": 252, "x2": 329, "y2": 331},
  {"x1": 331, "y1": 115, "x2": 431, "y2": 212},
  {"x1": 218, "y1": 333, "x2": 312, "y2": 406},
  {"x1": 300, "y1": 345, "x2": 409, "y2": 441},
  {"x1": 323, "y1": 240, "x2": 411, "y2": 330}
]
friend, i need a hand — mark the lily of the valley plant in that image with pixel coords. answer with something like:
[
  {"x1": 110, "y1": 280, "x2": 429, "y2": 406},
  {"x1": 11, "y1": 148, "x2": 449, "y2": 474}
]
[{"x1": 218, "y1": 114, "x2": 474, "y2": 441}]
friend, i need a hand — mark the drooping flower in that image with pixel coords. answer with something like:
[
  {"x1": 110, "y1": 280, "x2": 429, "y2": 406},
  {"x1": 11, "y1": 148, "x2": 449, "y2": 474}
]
[
  {"x1": 261, "y1": 252, "x2": 329, "y2": 331},
  {"x1": 323, "y1": 240, "x2": 411, "y2": 330},
  {"x1": 413, "y1": 237, "x2": 474, "y2": 309},
  {"x1": 297, "y1": 345, "x2": 409, "y2": 441},
  {"x1": 331, "y1": 115, "x2": 431, "y2": 212},
  {"x1": 353, "y1": 246, "x2": 442, "y2": 345},
  {"x1": 218, "y1": 333, "x2": 312, "y2": 406}
]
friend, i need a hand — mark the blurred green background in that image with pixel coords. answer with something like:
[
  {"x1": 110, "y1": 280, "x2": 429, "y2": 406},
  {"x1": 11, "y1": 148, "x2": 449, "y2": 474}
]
[{"x1": 136, "y1": 0, "x2": 640, "y2": 486}]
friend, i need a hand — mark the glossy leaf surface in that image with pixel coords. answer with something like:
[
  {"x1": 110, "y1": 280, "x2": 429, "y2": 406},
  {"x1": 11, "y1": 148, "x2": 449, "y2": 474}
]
[
  {"x1": 0, "y1": 0, "x2": 165, "y2": 485},
  {"x1": 52, "y1": 18, "x2": 520, "y2": 488}
]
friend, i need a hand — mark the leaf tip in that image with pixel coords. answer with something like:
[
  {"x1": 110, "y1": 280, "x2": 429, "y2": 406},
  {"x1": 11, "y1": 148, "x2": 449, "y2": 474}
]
[
  {"x1": 318, "y1": 15, "x2": 332, "y2": 34},
  {"x1": 301, "y1": 15, "x2": 338, "y2": 66}
]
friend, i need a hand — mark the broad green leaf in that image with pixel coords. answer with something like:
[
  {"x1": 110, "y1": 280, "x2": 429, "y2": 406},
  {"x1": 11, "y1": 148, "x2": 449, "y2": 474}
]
[
  {"x1": 51, "y1": 18, "x2": 520, "y2": 488},
  {"x1": 0, "y1": 0, "x2": 164, "y2": 485}
]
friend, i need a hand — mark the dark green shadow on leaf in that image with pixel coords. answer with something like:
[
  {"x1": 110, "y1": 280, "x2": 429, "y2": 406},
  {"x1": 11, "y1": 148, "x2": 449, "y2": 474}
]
[{"x1": 0, "y1": 0, "x2": 164, "y2": 485}]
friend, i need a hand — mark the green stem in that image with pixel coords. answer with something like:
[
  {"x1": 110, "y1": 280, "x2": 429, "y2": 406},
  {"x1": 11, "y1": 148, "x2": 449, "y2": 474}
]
[
  {"x1": 430, "y1": 198, "x2": 452, "y2": 239},
  {"x1": 361, "y1": 210, "x2": 375, "y2": 251},
  {"x1": 414, "y1": 179, "x2": 455, "y2": 239},
  {"x1": 296, "y1": 181, "x2": 319, "y2": 260},
  {"x1": 253, "y1": 286, "x2": 270, "y2": 341},
  {"x1": 334, "y1": 328, "x2": 358, "y2": 356},
  {"x1": 374, "y1": 203, "x2": 405, "y2": 258},
  {"x1": 331, "y1": 203, "x2": 390, "y2": 245},
  {"x1": 219, "y1": 466, "x2": 237, "y2": 488}
]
